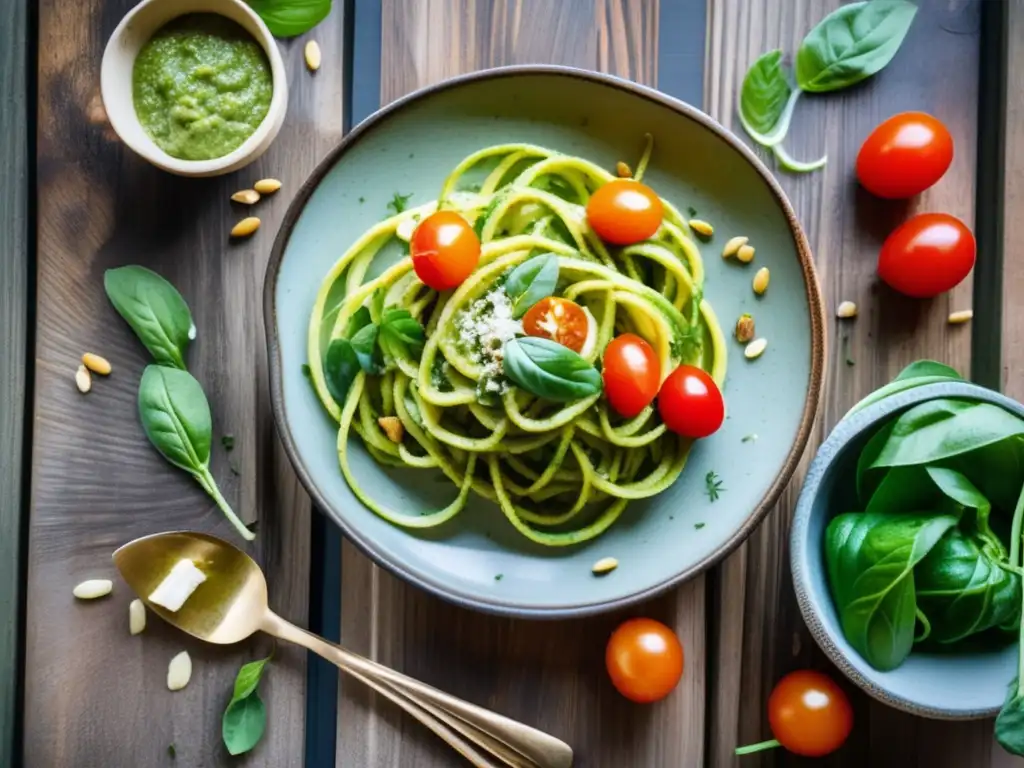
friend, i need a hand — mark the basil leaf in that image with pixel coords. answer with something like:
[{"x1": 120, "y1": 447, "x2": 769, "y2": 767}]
[
  {"x1": 222, "y1": 694, "x2": 267, "y2": 756},
  {"x1": 997, "y1": 682, "x2": 1024, "y2": 756},
  {"x1": 349, "y1": 323, "x2": 381, "y2": 374},
  {"x1": 379, "y1": 308, "x2": 425, "y2": 359},
  {"x1": 504, "y1": 254, "x2": 559, "y2": 318},
  {"x1": 795, "y1": 0, "x2": 918, "y2": 93},
  {"x1": 739, "y1": 50, "x2": 793, "y2": 139},
  {"x1": 245, "y1": 0, "x2": 331, "y2": 37},
  {"x1": 104, "y1": 266, "x2": 194, "y2": 369},
  {"x1": 138, "y1": 365, "x2": 211, "y2": 474},
  {"x1": 231, "y1": 656, "x2": 271, "y2": 702},
  {"x1": 344, "y1": 306, "x2": 372, "y2": 339},
  {"x1": 894, "y1": 360, "x2": 962, "y2": 382},
  {"x1": 325, "y1": 339, "x2": 360, "y2": 406},
  {"x1": 502, "y1": 337, "x2": 601, "y2": 402}
]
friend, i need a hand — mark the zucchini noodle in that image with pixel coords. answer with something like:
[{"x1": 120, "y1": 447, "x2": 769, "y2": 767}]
[{"x1": 308, "y1": 140, "x2": 727, "y2": 546}]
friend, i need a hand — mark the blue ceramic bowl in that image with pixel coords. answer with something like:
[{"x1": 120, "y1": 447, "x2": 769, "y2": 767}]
[{"x1": 791, "y1": 381, "x2": 1024, "y2": 719}]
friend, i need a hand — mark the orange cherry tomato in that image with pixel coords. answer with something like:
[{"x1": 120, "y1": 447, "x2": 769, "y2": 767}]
[
  {"x1": 657, "y1": 365, "x2": 724, "y2": 438},
  {"x1": 522, "y1": 297, "x2": 589, "y2": 353},
  {"x1": 877, "y1": 212, "x2": 975, "y2": 298},
  {"x1": 410, "y1": 211, "x2": 481, "y2": 291},
  {"x1": 602, "y1": 334, "x2": 660, "y2": 418},
  {"x1": 857, "y1": 112, "x2": 953, "y2": 199},
  {"x1": 767, "y1": 670, "x2": 853, "y2": 757},
  {"x1": 586, "y1": 179, "x2": 663, "y2": 245},
  {"x1": 605, "y1": 618, "x2": 684, "y2": 703}
]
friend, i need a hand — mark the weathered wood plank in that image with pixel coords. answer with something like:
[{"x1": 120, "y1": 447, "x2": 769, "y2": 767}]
[
  {"x1": 0, "y1": 0, "x2": 29, "y2": 763},
  {"x1": 24, "y1": 3, "x2": 344, "y2": 764},
  {"x1": 1002, "y1": 0, "x2": 1024, "y2": 406},
  {"x1": 705, "y1": 0, "x2": 983, "y2": 766},
  {"x1": 337, "y1": 2, "x2": 707, "y2": 767}
]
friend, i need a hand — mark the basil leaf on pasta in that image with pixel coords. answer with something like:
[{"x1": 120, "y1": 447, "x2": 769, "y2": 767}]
[{"x1": 502, "y1": 337, "x2": 601, "y2": 402}]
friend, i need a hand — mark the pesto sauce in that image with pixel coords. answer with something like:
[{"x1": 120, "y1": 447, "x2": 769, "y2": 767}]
[{"x1": 132, "y1": 14, "x2": 273, "y2": 161}]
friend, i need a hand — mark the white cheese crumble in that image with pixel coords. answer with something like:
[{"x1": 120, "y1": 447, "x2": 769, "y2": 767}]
[
  {"x1": 148, "y1": 558, "x2": 207, "y2": 612},
  {"x1": 454, "y1": 288, "x2": 522, "y2": 394}
]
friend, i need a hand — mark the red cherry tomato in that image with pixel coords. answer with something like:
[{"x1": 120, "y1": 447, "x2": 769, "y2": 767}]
[
  {"x1": 586, "y1": 179, "x2": 664, "y2": 245},
  {"x1": 410, "y1": 211, "x2": 481, "y2": 291},
  {"x1": 877, "y1": 212, "x2": 975, "y2": 298},
  {"x1": 767, "y1": 670, "x2": 853, "y2": 757},
  {"x1": 657, "y1": 365, "x2": 724, "y2": 438},
  {"x1": 522, "y1": 297, "x2": 590, "y2": 353},
  {"x1": 602, "y1": 334, "x2": 660, "y2": 418},
  {"x1": 605, "y1": 618, "x2": 684, "y2": 703},
  {"x1": 857, "y1": 112, "x2": 953, "y2": 199}
]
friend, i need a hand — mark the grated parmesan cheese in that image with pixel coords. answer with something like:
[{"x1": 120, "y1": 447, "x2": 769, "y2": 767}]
[{"x1": 454, "y1": 289, "x2": 521, "y2": 394}]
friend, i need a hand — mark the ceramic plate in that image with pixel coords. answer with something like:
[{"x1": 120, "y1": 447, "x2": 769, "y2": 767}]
[{"x1": 265, "y1": 66, "x2": 825, "y2": 617}]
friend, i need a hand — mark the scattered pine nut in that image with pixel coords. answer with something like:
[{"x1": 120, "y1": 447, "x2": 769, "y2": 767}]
[
  {"x1": 75, "y1": 365, "x2": 92, "y2": 394},
  {"x1": 735, "y1": 313, "x2": 755, "y2": 343},
  {"x1": 592, "y1": 557, "x2": 618, "y2": 575},
  {"x1": 253, "y1": 178, "x2": 282, "y2": 195},
  {"x1": 167, "y1": 651, "x2": 192, "y2": 691},
  {"x1": 129, "y1": 599, "x2": 146, "y2": 635},
  {"x1": 752, "y1": 267, "x2": 770, "y2": 295},
  {"x1": 722, "y1": 236, "x2": 748, "y2": 259},
  {"x1": 688, "y1": 219, "x2": 714, "y2": 238},
  {"x1": 231, "y1": 189, "x2": 261, "y2": 205},
  {"x1": 948, "y1": 309, "x2": 973, "y2": 325},
  {"x1": 82, "y1": 353, "x2": 111, "y2": 375},
  {"x1": 744, "y1": 338, "x2": 767, "y2": 360},
  {"x1": 836, "y1": 301, "x2": 858, "y2": 319},
  {"x1": 73, "y1": 579, "x2": 112, "y2": 599},
  {"x1": 304, "y1": 40, "x2": 322, "y2": 71},
  {"x1": 736, "y1": 244, "x2": 756, "y2": 264},
  {"x1": 615, "y1": 161, "x2": 632, "y2": 178},
  {"x1": 230, "y1": 217, "x2": 261, "y2": 238},
  {"x1": 378, "y1": 416, "x2": 404, "y2": 443}
]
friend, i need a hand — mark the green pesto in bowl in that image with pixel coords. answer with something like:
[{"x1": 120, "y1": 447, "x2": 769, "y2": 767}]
[{"x1": 132, "y1": 13, "x2": 272, "y2": 161}]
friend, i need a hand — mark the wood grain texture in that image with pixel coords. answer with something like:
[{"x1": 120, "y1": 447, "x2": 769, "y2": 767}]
[
  {"x1": 24, "y1": 3, "x2": 344, "y2": 764},
  {"x1": 704, "y1": 1, "x2": 989, "y2": 766},
  {"x1": 0, "y1": 0, "x2": 28, "y2": 763},
  {"x1": 1002, "y1": 0, "x2": 1024, "y2": 406},
  {"x1": 338, "y1": 2, "x2": 706, "y2": 767}
]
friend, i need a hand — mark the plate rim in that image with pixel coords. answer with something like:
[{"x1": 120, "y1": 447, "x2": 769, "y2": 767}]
[{"x1": 263, "y1": 64, "x2": 827, "y2": 618}]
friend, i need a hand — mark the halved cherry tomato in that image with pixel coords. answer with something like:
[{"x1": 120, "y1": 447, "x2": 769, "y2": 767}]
[
  {"x1": 586, "y1": 179, "x2": 663, "y2": 245},
  {"x1": 410, "y1": 211, "x2": 481, "y2": 291},
  {"x1": 602, "y1": 334, "x2": 660, "y2": 418},
  {"x1": 605, "y1": 618, "x2": 684, "y2": 703},
  {"x1": 877, "y1": 212, "x2": 975, "y2": 298},
  {"x1": 657, "y1": 365, "x2": 724, "y2": 438},
  {"x1": 522, "y1": 297, "x2": 590, "y2": 353},
  {"x1": 857, "y1": 112, "x2": 953, "y2": 199}
]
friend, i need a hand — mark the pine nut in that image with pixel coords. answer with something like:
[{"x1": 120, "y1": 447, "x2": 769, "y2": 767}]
[
  {"x1": 231, "y1": 189, "x2": 260, "y2": 205},
  {"x1": 230, "y1": 217, "x2": 261, "y2": 238},
  {"x1": 75, "y1": 365, "x2": 92, "y2": 393},
  {"x1": 689, "y1": 219, "x2": 714, "y2": 238},
  {"x1": 592, "y1": 557, "x2": 618, "y2": 575},
  {"x1": 378, "y1": 416, "x2": 404, "y2": 443},
  {"x1": 73, "y1": 579, "x2": 112, "y2": 599},
  {"x1": 129, "y1": 599, "x2": 146, "y2": 635},
  {"x1": 82, "y1": 353, "x2": 111, "y2": 375},
  {"x1": 836, "y1": 301, "x2": 858, "y2": 319},
  {"x1": 948, "y1": 309, "x2": 973, "y2": 324},
  {"x1": 744, "y1": 338, "x2": 767, "y2": 360},
  {"x1": 253, "y1": 179, "x2": 282, "y2": 195},
  {"x1": 167, "y1": 651, "x2": 192, "y2": 691},
  {"x1": 304, "y1": 40, "x2": 322, "y2": 72},
  {"x1": 735, "y1": 313, "x2": 755, "y2": 343},
  {"x1": 722, "y1": 236, "x2": 748, "y2": 259},
  {"x1": 615, "y1": 161, "x2": 632, "y2": 178},
  {"x1": 736, "y1": 244, "x2": 756, "y2": 264},
  {"x1": 752, "y1": 267, "x2": 770, "y2": 295}
]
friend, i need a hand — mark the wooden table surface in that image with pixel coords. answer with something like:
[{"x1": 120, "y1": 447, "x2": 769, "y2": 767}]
[{"x1": 4, "y1": 0, "x2": 1024, "y2": 766}]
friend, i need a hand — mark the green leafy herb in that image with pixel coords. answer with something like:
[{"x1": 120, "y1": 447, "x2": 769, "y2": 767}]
[
  {"x1": 301, "y1": 363, "x2": 312, "y2": 379},
  {"x1": 349, "y1": 323, "x2": 382, "y2": 374},
  {"x1": 379, "y1": 308, "x2": 426, "y2": 361},
  {"x1": 494, "y1": 573, "x2": 503, "y2": 581},
  {"x1": 687, "y1": 206, "x2": 698, "y2": 218},
  {"x1": 387, "y1": 191, "x2": 413, "y2": 215},
  {"x1": 358, "y1": 196, "x2": 365, "y2": 203},
  {"x1": 104, "y1": 266, "x2": 194, "y2": 369},
  {"x1": 845, "y1": 359, "x2": 963, "y2": 419},
  {"x1": 796, "y1": 0, "x2": 918, "y2": 93},
  {"x1": 344, "y1": 305, "x2": 373, "y2": 338},
  {"x1": 324, "y1": 338, "x2": 360, "y2": 407},
  {"x1": 221, "y1": 435, "x2": 235, "y2": 451},
  {"x1": 245, "y1": 0, "x2": 331, "y2": 38},
  {"x1": 694, "y1": 522, "x2": 706, "y2": 530},
  {"x1": 222, "y1": 654, "x2": 272, "y2": 756},
  {"x1": 502, "y1": 337, "x2": 601, "y2": 402},
  {"x1": 168, "y1": 744, "x2": 176, "y2": 758},
  {"x1": 739, "y1": 50, "x2": 795, "y2": 141},
  {"x1": 705, "y1": 471, "x2": 724, "y2": 502},
  {"x1": 741, "y1": 433, "x2": 758, "y2": 443},
  {"x1": 504, "y1": 254, "x2": 559, "y2": 318}
]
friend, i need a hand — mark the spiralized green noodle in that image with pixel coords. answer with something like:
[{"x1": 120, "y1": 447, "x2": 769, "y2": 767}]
[{"x1": 308, "y1": 141, "x2": 727, "y2": 546}]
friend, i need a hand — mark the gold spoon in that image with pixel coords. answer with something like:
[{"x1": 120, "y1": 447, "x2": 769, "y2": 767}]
[{"x1": 113, "y1": 531, "x2": 573, "y2": 768}]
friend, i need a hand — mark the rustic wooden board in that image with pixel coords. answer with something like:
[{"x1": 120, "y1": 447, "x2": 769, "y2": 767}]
[
  {"x1": 0, "y1": 0, "x2": 28, "y2": 763},
  {"x1": 336, "y1": 2, "x2": 707, "y2": 767},
  {"x1": 705, "y1": 0, "x2": 996, "y2": 766},
  {"x1": 1003, "y1": 0, "x2": 1024, "y2": 407},
  {"x1": 23, "y1": 2, "x2": 345, "y2": 764}
]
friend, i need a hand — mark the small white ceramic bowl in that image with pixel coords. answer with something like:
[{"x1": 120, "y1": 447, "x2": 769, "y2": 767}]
[{"x1": 101, "y1": 0, "x2": 288, "y2": 177}]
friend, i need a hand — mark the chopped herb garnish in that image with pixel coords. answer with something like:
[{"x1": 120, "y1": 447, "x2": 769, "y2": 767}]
[
  {"x1": 387, "y1": 192, "x2": 413, "y2": 215},
  {"x1": 230, "y1": 463, "x2": 241, "y2": 477},
  {"x1": 494, "y1": 573, "x2": 503, "y2": 581},
  {"x1": 301, "y1": 363, "x2": 312, "y2": 379},
  {"x1": 221, "y1": 435, "x2": 235, "y2": 451},
  {"x1": 705, "y1": 471, "x2": 725, "y2": 502},
  {"x1": 168, "y1": 744, "x2": 176, "y2": 758},
  {"x1": 694, "y1": 522, "x2": 706, "y2": 530},
  {"x1": 358, "y1": 196, "x2": 365, "y2": 204},
  {"x1": 687, "y1": 206, "x2": 698, "y2": 217},
  {"x1": 842, "y1": 333, "x2": 855, "y2": 366},
  {"x1": 741, "y1": 433, "x2": 758, "y2": 443}
]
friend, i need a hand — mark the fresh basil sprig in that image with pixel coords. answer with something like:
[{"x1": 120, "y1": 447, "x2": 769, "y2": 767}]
[
  {"x1": 324, "y1": 338, "x2": 360, "y2": 407},
  {"x1": 138, "y1": 366, "x2": 254, "y2": 541},
  {"x1": 104, "y1": 266, "x2": 194, "y2": 369},
  {"x1": 504, "y1": 254, "x2": 559, "y2": 318},
  {"x1": 739, "y1": 50, "x2": 794, "y2": 142},
  {"x1": 379, "y1": 308, "x2": 426, "y2": 359},
  {"x1": 245, "y1": 0, "x2": 331, "y2": 38},
  {"x1": 222, "y1": 654, "x2": 272, "y2": 756},
  {"x1": 502, "y1": 337, "x2": 601, "y2": 402}
]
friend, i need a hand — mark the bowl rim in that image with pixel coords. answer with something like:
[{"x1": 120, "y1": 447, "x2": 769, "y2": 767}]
[
  {"x1": 264, "y1": 64, "x2": 827, "y2": 618},
  {"x1": 100, "y1": 0, "x2": 288, "y2": 176},
  {"x1": 791, "y1": 380, "x2": 1024, "y2": 719}
]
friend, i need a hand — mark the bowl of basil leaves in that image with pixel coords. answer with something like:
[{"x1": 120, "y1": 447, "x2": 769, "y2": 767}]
[{"x1": 792, "y1": 361, "x2": 1024, "y2": 752}]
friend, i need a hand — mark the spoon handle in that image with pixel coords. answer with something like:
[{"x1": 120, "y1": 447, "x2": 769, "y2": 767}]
[{"x1": 262, "y1": 612, "x2": 572, "y2": 768}]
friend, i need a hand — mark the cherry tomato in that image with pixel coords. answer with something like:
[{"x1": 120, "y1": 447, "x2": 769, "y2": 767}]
[
  {"x1": 410, "y1": 211, "x2": 481, "y2": 291},
  {"x1": 857, "y1": 112, "x2": 953, "y2": 199},
  {"x1": 586, "y1": 179, "x2": 664, "y2": 245},
  {"x1": 657, "y1": 365, "x2": 724, "y2": 438},
  {"x1": 877, "y1": 212, "x2": 975, "y2": 298},
  {"x1": 522, "y1": 297, "x2": 590, "y2": 353},
  {"x1": 767, "y1": 670, "x2": 853, "y2": 757},
  {"x1": 602, "y1": 334, "x2": 660, "y2": 418},
  {"x1": 605, "y1": 618, "x2": 684, "y2": 703}
]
